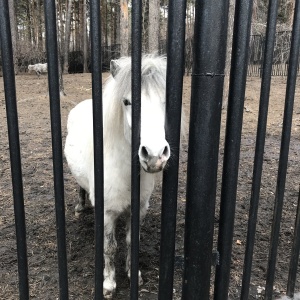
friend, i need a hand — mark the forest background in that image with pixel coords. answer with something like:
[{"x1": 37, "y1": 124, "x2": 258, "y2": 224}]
[{"x1": 0, "y1": 0, "x2": 297, "y2": 78}]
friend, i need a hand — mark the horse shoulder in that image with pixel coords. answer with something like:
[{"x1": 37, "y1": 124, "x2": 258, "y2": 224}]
[
  {"x1": 67, "y1": 99, "x2": 93, "y2": 130},
  {"x1": 65, "y1": 99, "x2": 94, "y2": 191}
]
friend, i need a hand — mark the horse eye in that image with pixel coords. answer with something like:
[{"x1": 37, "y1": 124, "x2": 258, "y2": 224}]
[{"x1": 123, "y1": 99, "x2": 131, "y2": 106}]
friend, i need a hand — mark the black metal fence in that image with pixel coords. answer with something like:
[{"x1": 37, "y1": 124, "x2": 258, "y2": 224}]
[
  {"x1": 1, "y1": 0, "x2": 300, "y2": 300},
  {"x1": 248, "y1": 31, "x2": 300, "y2": 76}
]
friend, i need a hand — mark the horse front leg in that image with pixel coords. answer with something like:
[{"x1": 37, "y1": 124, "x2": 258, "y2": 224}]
[
  {"x1": 75, "y1": 187, "x2": 86, "y2": 216},
  {"x1": 103, "y1": 213, "x2": 117, "y2": 299},
  {"x1": 125, "y1": 210, "x2": 146, "y2": 286}
]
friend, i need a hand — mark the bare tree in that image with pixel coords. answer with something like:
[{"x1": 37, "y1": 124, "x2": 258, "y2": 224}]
[
  {"x1": 112, "y1": 1, "x2": 120, "y2": 45},
  {"x1": 148, "y1": 0, "x2": 160, "y2": 53},
  {"x1": 58, "y1": 0, "x2": 65, "y2": 55},
  {"x1": 101, "y1": 0, "x2": 108, "y2": 46},
  {"x1": 63, "y1": 0, "x2": 73, "y2": 74},
  {"x1": 83, "y1": 0, "x2": 88, "y2": 72},
  {"x1": 222, "y1": 0, "x2": 235, "y2": 109},
  {"x1": 114, "y1": 2, "x2": 120, "y2": 45},
  {"x1": 120, "y1": 0, "x2": 129, "y2": 56},
  {"x1": 37, "y1": 0, "x2": 44, "y2": 51},
  {"x1": 286, "y1": 0, "x2": 295, "y2": 27},
  {"x1": 57, "y1": 30, "x2": 66, "y2": 96},
  {"x1": 8, "y1": 0, "x2": 18, "y2": 73}
]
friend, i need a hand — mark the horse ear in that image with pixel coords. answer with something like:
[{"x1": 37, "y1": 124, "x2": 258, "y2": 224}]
[{"x1": 110, "y1": 60, "x2": 120, "y2": 78}]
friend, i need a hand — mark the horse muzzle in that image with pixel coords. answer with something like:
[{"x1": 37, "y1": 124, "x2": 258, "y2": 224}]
[{"x1": 139, "y1": 144, "x2": 170, "y2": 173}]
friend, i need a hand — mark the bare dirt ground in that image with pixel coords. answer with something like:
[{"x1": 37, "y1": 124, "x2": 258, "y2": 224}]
[{"x1": 0, "y1": 73, "x2": 299, "y2": 300}]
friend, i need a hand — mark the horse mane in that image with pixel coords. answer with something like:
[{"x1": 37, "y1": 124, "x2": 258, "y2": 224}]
[
  {"x1": 109, "y1": 54, "x2": 167, "y2": 101},
  {"x1": 102, "y1": 55, "x2": 167, "y2": 148}
]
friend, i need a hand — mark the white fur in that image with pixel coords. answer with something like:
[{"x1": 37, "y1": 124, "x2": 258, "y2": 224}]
[
  {"x1": 28, "y1": 63, "x2": 47, "y2": 78},
  {"x1": 65, "y1": 55, "x2": 174, "y2": 298},
  {"x1": 278, "y1": 293, "x2": 300, "y2": 300}
]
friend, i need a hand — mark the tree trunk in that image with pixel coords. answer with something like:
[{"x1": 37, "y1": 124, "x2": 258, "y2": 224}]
[
  {"x1": 83, "y1": 0, "x2": 88, "y2": 72},
  {"x1": 222, "y1": 0, "x2": 235, "y2": 109},
  {"x1": 148, "y1": 0, "x2": 160, "y2": 53},
  {"x1": 32, "y1": 0, "x2": 37, "y2": 48},
  {"x1": 101, "y1": 0, "x2": 107, "y2": 46},
  {"x1": 120, "y1": 0, "x2": 129, "y2": 56},
  {"x1": 75, "y1": 1, "x2": 81, "y2": 51},
  {"x1": 55, "y1": 1, "x2": 65, "y2": 96},
  {"x1": 26, "y1": 1, "x2": 32, "y2": 47},
  {"x1": 287, "y1": 0, "x2": 295, "y2": 27},
  {"x1": 8, "y1": 0, "x2": 18, "y2": 73},
  {"x1": 57, "y1": 31, "x2": 66, "y2": 96},
  {"x1": 115, "y1": 2, "x2": 120, "y2": 45},
  {"x1": 63, "y1": 0, "x2": 73, "y2": 74},
  {"x1": 57, "y1": 37, "x2": 66, "y2": 96},
  {"x1": 59, "y1": 56, "x2": 66, "y2": 96},
  {"x1": 58, "y1": 0, "x2": 64, "y2": 55},
  {"x1": 37, "y1": 0, "x2": 44, "y2": 52}
]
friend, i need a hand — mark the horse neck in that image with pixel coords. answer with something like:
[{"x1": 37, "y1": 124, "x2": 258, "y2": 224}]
[{"x1": 103, "y1": 82, "x2": 128, "y2": 151}]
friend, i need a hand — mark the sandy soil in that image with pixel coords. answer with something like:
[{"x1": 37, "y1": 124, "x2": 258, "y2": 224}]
[{"x1": 0, "y1": 73, "x2": 299, "y2": 299}]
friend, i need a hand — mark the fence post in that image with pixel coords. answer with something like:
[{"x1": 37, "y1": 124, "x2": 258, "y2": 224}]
[
  {"x1": 131, "y1": 1, "x2": 142, "y2": 299},
  {"x1": 287, "y1": 185, "x2": 300, "y2": 297},
  {"x1": 240, "y1": 0, "x2": 280, "y2": 298},
  {"x1": 265, "y1": 0, "x2": 300, "y2": 298},
  {"x1": 44, "y1": 0, "x2": 69, "y2": 298},
  {"x1": 182, "y1": 1, "x2": 229, "y2": 299},
  {"x1": 0, "y1": 1, "x2": 29, "y2": 299},
  {"x1": 89, "y1": 0, "x2": 104, "y2": 299},
  {"x1": 214, "y1": 0, "x2": 254, "y2": 298},
  {"x1": 158, "y1": 0, "x2": 186, "y2": 299}
]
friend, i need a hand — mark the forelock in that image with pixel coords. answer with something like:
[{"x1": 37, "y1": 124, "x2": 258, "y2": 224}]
[{"x1": 113, "y1": 55, "x2": 167, "y2": 100}]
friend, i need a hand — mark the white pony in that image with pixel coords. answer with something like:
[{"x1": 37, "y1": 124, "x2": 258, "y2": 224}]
[
  {"x1": 65, "y1": 55, "x2": 172, "y2": 298},
  {"x1": 277, "y1": 293, "x2": 300, "y2": 300},
  {"x1": 28, "y1": 63, "x2": 47, "y2": 78}
]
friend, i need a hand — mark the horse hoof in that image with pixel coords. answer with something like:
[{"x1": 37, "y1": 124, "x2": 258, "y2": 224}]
[
  {"x1": 75, "y1": 203, "x2": 85, "y2": 216},
  {"x1": 103, "y1": 289, "x2": 113, "y2": 299},
  {"x1": 74, "y1": 211, "x2": 81, "y2": 218},
  {"x1": 139, "y1": 274, "x2": 144, "y2": 286},
  {"x1": 103, "y1": 278, "x2": 116, "y2": 299},
  {"x1": 127, "y1": 270, "x2": 143, "y2": 286}
]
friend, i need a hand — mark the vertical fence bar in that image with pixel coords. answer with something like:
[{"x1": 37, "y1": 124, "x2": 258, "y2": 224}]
[
  {"x1": 44, "y1": 1, "x2": 69, "y2": 299},
  {"x1": 264, "y1": 1, "x2": 300, "y2": 298},
  {"x1": 182, "y1": 1, "x2": 229, "y2": 299},
  {"x1": 214, "y1": 0, "x2": 253, "y2": 299},
  {"x1": 0, "y1": 1, "x2": 29, "y2": 299},
  {"x1": 89, "y1": 0, "x2": 104, "y2": 299},
  {"x1": 158, "y1": 0, "x2": 186, "y2": 299},
  {"x1": 286, "y1": 185, "x2": 300, "y2": 297},
  {"x1": 240, "y1": 0, "x2": 279, "y2": 298},
  {"x1": 131, "y1": 1, "x2": 142, "y2": 299}
]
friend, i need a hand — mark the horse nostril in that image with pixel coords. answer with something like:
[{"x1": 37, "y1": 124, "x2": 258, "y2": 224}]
[
  {"x1": 141, "y1": 146, "x2": 149, "y2": 160},
  {"x1": 162, "y1": 145, "x2": 170, "y2": 158}
]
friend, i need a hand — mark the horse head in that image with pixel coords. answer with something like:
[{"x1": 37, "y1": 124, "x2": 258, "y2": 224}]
[{"x1": 110, "y1": 55, "x2": 170, "y2": 173}]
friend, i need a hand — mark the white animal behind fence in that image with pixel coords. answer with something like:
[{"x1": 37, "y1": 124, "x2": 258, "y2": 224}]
[
  {"x1": 278, "y1": 293, "x2": 300, "y2": 300},
  {"x1": 64, "y1": 55, "x2": 184, "y2": 298},
  {"x1": 27, "y1": 63, "x2": 47, "y2": 78}
]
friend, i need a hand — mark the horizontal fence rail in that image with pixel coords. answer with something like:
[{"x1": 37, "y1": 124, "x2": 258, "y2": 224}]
[{"x1": 1, "y1": 0, "x2": 300, "y2": 300}]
